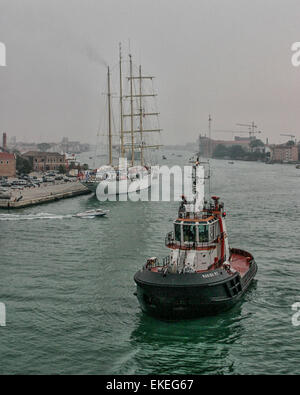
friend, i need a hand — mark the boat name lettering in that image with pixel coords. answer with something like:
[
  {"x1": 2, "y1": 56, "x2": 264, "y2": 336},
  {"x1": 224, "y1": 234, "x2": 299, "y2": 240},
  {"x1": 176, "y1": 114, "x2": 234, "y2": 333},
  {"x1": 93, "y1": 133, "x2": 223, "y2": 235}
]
[{"x1": 202, "y1": 272, "x2": 218, "y2": 279}]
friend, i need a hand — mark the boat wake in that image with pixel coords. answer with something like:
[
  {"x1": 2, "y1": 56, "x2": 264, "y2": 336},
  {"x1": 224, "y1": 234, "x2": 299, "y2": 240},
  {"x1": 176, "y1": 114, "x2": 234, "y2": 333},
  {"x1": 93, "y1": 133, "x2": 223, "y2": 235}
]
[{"x1": 0, "y1": 213, "x2": 74, "y2": 221}]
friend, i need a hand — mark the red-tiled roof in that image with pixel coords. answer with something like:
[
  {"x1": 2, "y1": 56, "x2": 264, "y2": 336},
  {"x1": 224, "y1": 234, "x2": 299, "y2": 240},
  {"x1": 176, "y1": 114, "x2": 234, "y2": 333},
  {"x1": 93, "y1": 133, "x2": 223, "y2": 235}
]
[{"x1": 0, "y1": 152, "x2": 15, "y2": 160}]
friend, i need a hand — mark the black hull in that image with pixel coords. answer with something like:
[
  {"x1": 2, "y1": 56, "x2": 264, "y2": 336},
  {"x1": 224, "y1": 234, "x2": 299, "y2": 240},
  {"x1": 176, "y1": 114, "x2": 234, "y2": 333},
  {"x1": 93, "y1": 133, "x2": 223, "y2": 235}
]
[{"x1": 134, "y1": 261, "x2": 257, "y2": 320}]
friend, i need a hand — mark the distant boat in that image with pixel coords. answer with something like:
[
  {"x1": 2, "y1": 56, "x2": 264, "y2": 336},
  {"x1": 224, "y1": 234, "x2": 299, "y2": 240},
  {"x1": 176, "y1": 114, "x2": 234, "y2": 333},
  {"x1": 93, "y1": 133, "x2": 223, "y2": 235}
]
[
  {"x1": 74, "y1": 209, "x2": 109, "y2": 218},
  {"x1": 162, "y1": 155, "x2": 167, "y2": 160},
  {"x1": 228, "y1": 161, "x2": 234, "y2": 164}
]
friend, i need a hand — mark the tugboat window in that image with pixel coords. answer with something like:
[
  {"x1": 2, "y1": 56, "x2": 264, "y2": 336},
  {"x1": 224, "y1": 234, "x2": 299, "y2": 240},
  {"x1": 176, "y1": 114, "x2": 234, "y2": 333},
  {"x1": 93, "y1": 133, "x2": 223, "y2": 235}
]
[
  {"x1": 175, "y1": 223, "x2": 181, "y2": 242},
  {"x1": 210, "y1": 225, "x2": 214, "y2": 240},
  {"x1": 199, "y1": 224, "x2": 208, "y2": 242},
  {"x1": 183, "y1": 223, "x2": 196, "y2": 243}
]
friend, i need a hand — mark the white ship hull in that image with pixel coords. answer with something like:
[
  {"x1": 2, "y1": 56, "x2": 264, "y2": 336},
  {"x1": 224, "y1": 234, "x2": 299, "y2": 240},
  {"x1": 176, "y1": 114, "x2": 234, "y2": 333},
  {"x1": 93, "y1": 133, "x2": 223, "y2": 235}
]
[{"x1": 81, "y1": 172, "x2": 154, "y2": 197}]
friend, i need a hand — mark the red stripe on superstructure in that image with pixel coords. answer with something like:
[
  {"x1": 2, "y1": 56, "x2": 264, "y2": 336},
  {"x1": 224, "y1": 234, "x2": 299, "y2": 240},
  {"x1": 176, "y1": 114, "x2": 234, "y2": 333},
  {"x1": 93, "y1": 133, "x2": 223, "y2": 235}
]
[{"x1": 218, "y1": 217, "x2": 225, "y2": 262}]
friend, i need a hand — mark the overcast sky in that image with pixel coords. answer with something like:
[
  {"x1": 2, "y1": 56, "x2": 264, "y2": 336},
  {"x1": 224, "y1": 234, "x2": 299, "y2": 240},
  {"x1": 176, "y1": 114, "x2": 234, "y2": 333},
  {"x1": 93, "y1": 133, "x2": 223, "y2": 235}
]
[{"x1": 1, "y1": 0, "x2": 300, "y2": 145}]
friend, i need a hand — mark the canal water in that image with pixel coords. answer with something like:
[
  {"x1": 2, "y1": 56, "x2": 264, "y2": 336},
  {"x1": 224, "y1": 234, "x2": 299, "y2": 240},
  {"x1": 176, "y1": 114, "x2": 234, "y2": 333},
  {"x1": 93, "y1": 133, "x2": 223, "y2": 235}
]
[{"x1": 0, "y1": 152, "x2": 300, "y2": 374}]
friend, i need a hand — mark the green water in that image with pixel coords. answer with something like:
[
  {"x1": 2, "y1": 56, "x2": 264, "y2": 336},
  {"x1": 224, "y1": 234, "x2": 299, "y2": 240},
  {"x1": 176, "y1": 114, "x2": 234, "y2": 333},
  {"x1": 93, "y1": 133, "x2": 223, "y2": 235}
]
[{"x1": 0, "y1": 152, "x2": 300, "y2": 374}]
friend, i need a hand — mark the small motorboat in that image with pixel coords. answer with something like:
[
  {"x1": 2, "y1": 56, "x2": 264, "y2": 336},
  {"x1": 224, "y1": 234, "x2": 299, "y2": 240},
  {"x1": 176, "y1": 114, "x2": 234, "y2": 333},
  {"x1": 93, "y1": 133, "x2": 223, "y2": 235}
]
[{"x1": 74, "y1": 209, "x2": 109, "y2": 218}]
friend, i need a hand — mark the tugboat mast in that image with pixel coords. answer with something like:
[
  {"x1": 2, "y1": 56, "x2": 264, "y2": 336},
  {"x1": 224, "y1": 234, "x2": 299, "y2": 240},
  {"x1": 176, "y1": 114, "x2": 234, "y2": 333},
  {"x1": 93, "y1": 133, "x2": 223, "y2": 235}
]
[{"x1": 208, "y1": 114, "x2": 212, "y2": 196}]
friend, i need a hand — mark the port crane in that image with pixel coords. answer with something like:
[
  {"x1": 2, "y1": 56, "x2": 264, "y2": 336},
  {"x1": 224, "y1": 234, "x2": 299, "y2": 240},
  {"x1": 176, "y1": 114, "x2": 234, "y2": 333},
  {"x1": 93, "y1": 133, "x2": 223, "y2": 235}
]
[
  {"x1": 212, "y1": 129, "x2": 262, "y2": 139},
  {"x1": 236, "y1": 122, "x2": 262, "y2": 139},
  {"x1": 280, "y1": 133, "x2": 296, "y2": 144},
  {"x1": 208, "y1": 121, "x2": 261, "y2": 140}
]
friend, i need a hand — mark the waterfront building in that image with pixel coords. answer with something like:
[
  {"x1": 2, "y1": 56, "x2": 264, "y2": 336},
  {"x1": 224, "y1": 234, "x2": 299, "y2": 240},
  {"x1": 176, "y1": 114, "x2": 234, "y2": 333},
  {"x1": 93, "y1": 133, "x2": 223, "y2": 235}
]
[
  {"x1": 0, "y1": 152, "x2": 16, "y2": 177},
  {"x1": 271, "y1": 144, "x2": 299, "y2": 163},
  {"x1": 23, "y1": 151, "x2": 66, "y2": 172},
  {"x1": 199, "y1": 135, "x2": 252, "y2": 158}
]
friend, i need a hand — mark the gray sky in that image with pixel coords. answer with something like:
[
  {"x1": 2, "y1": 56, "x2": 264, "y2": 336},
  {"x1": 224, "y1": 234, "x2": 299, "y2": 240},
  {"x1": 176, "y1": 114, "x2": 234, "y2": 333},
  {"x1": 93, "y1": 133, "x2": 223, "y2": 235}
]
[{"x1": 1, "y1": 0, "x2": 300, "y2": 145}]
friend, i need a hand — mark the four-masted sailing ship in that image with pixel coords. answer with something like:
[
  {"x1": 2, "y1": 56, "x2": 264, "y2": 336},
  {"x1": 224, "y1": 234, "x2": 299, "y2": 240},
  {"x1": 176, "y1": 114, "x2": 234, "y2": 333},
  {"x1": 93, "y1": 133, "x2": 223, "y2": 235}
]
[{"x1": 81, "y1": 45, "x2": 162, "y2": 197}]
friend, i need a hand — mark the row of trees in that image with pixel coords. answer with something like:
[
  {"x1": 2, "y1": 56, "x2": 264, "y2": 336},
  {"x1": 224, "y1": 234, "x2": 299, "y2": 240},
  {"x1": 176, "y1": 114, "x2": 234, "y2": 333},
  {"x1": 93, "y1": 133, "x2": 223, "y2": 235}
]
[
  {"x1": 16, "y1": 155, "x2": 33, "y2": 174},
  {"x1": 212, "y1": 140, "x2": 266, "y2": 161}
]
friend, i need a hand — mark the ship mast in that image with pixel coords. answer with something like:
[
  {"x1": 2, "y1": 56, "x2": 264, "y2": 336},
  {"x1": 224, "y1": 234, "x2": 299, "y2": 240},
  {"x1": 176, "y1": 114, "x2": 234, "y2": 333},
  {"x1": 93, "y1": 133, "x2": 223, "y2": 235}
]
[
  {"x1": 107, "y1": 66, "x2": 113, "y2": 166},
  {"x1": 129, "y1": 54, "x2": 135, "y2": 167},
  {"x1": 119, "y1": 43, "x2": 125, "y2": 158},
  {"x1": 208, "y1": 114, "x2": 212, "y2": 196},
  {"x1": 122, "y1": 54, "x2": 163, "y2": 165},
  {"x1": 139, "y1": 65, "x2": 144, "y2": 166}
]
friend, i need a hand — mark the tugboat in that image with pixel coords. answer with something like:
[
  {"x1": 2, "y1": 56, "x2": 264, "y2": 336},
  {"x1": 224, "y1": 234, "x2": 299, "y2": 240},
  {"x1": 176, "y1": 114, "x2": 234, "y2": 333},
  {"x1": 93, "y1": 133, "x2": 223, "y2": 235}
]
[{"x1": 134, "y1": 159, "x2": 257, "y2": 320}]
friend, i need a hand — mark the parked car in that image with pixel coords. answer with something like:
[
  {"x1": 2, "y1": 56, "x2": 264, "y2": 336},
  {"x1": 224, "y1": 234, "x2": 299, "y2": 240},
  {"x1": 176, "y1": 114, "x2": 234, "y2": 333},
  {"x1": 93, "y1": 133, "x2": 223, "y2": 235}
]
[
  {"x1": 11, "y1": 186, "x2": 23, "y2": 190},
  {"x1": 15, "y1": 180, "x2": 27, "y2": 185}
]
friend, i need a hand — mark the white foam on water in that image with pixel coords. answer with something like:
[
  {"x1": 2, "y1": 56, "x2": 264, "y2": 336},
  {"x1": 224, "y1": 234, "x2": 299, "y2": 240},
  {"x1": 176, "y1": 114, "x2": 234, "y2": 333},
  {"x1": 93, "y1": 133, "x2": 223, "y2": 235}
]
[{"x1": 0, "y1": 212, "x2": 74, "y2": 221}]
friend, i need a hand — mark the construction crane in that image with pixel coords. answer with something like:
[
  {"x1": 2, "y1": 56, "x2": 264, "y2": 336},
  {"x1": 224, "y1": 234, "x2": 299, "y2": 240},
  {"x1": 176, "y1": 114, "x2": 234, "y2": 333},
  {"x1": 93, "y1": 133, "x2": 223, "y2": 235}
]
[
  {"x1": 236, "y1": 122, "x2": 261, "y2": 139},
  {"x1": 280, "y1": 133, "x2": 296, "y2": 143},
  {"x1": 212, "y1": 129, "x2": 262, "y2": 140}
]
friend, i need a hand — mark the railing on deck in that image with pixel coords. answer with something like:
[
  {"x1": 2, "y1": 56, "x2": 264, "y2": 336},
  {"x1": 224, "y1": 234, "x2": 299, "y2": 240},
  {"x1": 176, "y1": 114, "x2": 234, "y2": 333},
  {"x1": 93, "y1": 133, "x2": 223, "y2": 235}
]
[
  {"x1": 143, "y1": 255, "x2": 170, "y2": 271},
  {"x1": 165, "y1": 231, "x2": 218, "y2": 250}
]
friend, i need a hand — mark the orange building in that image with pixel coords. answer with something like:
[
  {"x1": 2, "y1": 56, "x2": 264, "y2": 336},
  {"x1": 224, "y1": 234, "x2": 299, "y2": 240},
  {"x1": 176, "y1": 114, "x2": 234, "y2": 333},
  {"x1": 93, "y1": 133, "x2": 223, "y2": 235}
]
[
  {"x1": 0, "y1": 152, "x2": 16, "y2": 177},
  {"x1": 271, "y1": 145, "x2": 299, "y2": 163}
]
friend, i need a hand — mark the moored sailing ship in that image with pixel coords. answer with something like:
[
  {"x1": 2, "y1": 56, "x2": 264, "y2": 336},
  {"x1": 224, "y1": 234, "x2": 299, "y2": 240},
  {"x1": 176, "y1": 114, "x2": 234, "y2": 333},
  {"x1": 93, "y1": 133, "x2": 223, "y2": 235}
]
[{"x1": 81, "y1": 45, "x2": 162, "y2": 197}]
